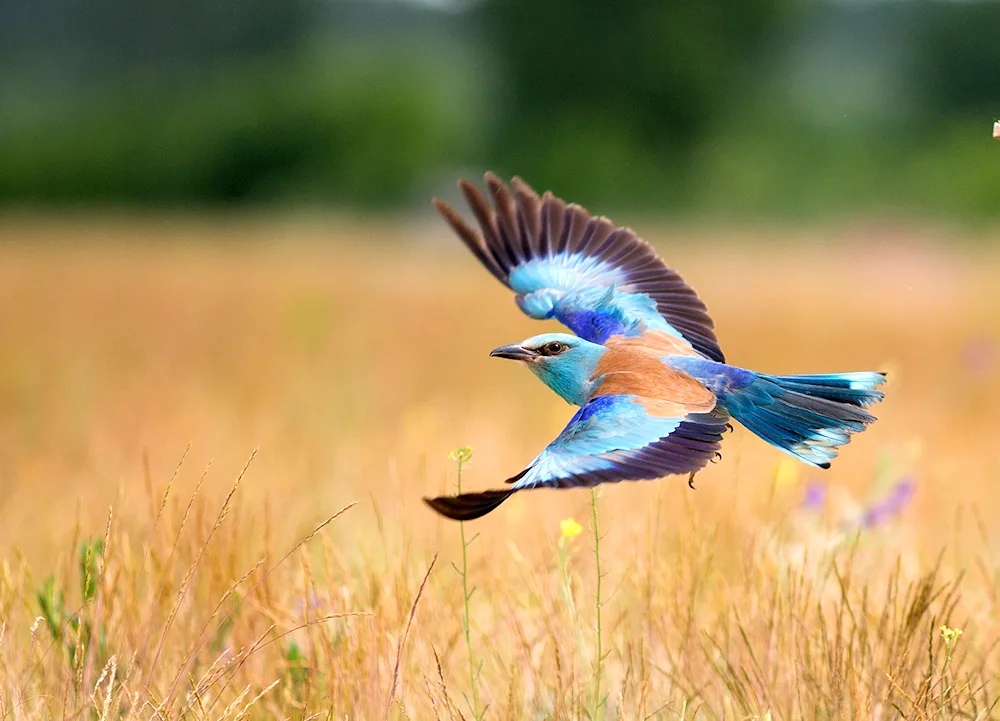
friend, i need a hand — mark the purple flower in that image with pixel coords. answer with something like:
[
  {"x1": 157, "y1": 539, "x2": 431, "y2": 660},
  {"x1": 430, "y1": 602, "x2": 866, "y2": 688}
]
[
  {"x1": 801, "y1": 481, "x2": 827, "y2": 511},
  {"x1": 294, "y1": 592, "x2": 326, "y2": 617},
  {"x1": 861, "y1": 476, "x2": 915, "y2": 528}
]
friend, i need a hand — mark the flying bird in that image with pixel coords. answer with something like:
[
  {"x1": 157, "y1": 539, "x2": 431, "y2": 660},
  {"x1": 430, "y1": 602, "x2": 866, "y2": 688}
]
[{"x1": 424, "y1": 173, "x2": 886, "y2": 521}]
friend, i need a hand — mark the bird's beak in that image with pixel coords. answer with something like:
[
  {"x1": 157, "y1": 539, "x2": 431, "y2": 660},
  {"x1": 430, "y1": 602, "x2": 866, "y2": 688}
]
[{"x1": 489, "y1": 343, "x2": 536, "y2": 361}]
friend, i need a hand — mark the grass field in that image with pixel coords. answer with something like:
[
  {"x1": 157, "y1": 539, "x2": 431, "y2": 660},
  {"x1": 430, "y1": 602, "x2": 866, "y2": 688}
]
[{"x1": 1, "y1": 216, "x2": 999, "y2": 719}]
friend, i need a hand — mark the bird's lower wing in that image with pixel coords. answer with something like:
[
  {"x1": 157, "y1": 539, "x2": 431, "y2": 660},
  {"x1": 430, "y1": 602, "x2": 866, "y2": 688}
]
[{"x1": 423, "y1": 396, "x2": 728, "y2": 520}]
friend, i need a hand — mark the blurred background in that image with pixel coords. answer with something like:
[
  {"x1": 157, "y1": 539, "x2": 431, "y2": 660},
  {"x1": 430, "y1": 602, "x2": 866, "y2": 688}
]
[
  {"x1": 1, "y1": 0, "x2": 998, "y2": 218},
  {"x1": 1, "y1": 0, "x2": 1000, "y2": 557},
  {"x1": 1, "y1": 0, "x2": 1000, "y2": 563}
]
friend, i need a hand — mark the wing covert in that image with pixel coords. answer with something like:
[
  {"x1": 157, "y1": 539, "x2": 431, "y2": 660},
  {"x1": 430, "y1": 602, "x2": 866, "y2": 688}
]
[
  {"x1": 434, "y1": 173, "x2": 724, "y2": 361},
  {"x1": 509, "y1": 396, "x2": 728, "y2": 491}
]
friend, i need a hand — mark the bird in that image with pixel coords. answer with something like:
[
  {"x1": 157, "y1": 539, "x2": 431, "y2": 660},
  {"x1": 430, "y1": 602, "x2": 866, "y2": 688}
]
[{"x1": 423, "y1": 173, "x2": 886, "y2": 521}]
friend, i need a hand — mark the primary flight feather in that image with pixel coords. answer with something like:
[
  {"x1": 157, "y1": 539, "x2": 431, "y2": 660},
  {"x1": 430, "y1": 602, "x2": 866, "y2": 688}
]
[{"x1": 424, "y1": 173, "x2": 886, "y2": 521}]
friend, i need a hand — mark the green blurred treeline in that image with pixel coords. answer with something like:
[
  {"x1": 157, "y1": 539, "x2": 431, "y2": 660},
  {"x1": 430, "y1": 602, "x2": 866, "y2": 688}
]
[{"x1": 0, "y1": 0, "x2": 997, "y2": 218}]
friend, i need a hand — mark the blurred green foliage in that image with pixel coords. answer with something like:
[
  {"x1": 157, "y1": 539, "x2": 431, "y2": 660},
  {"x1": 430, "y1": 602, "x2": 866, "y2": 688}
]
[
  {"x1": 0, "y1": 47, "x2": 481, "y2": 207},
  {"x1": 478, "y1": 0, "x2": 798, "y2": 209},
  {"x1": 0, "y1": 0, "x2": 997, "y2": 218},
  {"x1": 36, "y1": 539, "x2": 112, "y2": 672}
]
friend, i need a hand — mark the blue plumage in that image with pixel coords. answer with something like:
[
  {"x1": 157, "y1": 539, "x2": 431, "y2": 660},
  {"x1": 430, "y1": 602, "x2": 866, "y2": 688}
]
[
  {"x1": 511, "y1": 395, "x2": 683, "y2": 489},
  {"x1": 714, "y1": 372, "x2": 885, "y2": 468},
  {"x1": 509, "y1": 257, "x2": 685, "y2": 345},
  {"x1": 501, "y1": 333, "x2": 606, "y2": 405},
  {"x1": 665, "y1": 356, "x2": 885, "y2": 467},
  {"x1": 423, "y1": 174, "x2": 887, "y2": 521}
]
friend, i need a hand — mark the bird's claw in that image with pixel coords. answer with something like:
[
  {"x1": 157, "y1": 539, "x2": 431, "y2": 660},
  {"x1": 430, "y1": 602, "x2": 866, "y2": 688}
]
[{"x1": 688, "y1": 471, "x2": 696, "y2": 489}]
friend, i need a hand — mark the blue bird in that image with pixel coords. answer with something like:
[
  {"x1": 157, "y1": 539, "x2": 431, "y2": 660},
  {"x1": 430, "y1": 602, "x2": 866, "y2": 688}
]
[{"x1": 424, "y1": 173, "x2": 886, "y2": 521}]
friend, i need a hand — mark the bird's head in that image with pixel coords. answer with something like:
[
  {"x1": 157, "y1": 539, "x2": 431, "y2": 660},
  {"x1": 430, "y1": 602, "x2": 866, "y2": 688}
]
[{"x1": 490, "y1": 332, "x2": 607, "y2": 406}]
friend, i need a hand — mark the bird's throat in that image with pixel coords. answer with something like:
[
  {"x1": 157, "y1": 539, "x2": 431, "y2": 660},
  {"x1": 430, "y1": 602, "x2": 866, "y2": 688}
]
[{"x1": 526, "y1": 345, "x2": 606, "y2": 406}]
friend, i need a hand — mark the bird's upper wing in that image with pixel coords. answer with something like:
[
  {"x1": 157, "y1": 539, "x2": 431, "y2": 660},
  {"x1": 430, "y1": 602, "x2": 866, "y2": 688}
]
[
  {"x1": 508, "y1": 395, "x2": 727, "y2": 490},
  {"x1": 434, "y1": 173, "x2": 724, "y2": 361}
]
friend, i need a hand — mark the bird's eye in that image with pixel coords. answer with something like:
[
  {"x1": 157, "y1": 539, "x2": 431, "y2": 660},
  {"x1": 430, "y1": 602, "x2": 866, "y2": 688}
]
[{"x1": 542, "y1": 341, "x2": 564, "y2": 355}]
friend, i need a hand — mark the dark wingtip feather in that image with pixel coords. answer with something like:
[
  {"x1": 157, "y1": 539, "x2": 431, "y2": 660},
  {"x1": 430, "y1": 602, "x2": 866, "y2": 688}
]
[
  {"x1": 423, "y1": 489, "x2": 515, "y2": 521},
  {"x1": 431, "y1": 197, "x2": 455, "y2": 218},
  {"x1": 504, "y1": 467, "x2": 530, "y2": 485},
  {"x1": 457, "y1": 177, "x2": 479, "y2": 196},
  {"x1": 432, "y1": 196, "x2": 472, "y2": 234},
  {"x1": 458, "y1": 179, "x2": 498, "y2": 235},
  {"x1": 510, "y1": 175, "x2": 539, "y2": 199},
  {"x1": 432, "y1": 197, "x2": 507, "y2": 282}
]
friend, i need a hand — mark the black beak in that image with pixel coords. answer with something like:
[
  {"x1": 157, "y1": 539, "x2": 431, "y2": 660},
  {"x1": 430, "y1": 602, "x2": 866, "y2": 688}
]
[{"x1": 489, "y1": 343, "x2": 536, "y2": 361}]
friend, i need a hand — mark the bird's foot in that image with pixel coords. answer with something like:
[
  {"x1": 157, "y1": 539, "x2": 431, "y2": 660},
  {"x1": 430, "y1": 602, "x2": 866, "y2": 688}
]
[{"x1": 688, "y1": 471, "x2": 696, "y2": 489}]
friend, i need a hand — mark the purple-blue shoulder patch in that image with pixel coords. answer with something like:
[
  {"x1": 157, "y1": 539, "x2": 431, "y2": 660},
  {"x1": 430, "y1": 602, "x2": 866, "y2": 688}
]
[
  {"x1": 572, "y1": 394, "x2": 622, "y2": 424},
  {"x1": 556, "y1": 308, "x2": 630, "y2": 344}
]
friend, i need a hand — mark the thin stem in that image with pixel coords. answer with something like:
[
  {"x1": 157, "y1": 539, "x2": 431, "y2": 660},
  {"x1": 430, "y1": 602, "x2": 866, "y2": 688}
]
[
  {"x1": 558, "y1": 541, "x2": 579, "y2": 632},
  {"x1": 457, "y1": 455, "x2": 482, "y2": 720},
  {"x1": 590, "y1": 488, "x2": 603, "y2": 720}
]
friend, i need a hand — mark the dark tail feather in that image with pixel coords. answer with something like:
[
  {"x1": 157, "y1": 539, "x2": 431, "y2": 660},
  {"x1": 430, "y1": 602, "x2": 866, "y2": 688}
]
[
  {"x1": 720, "y1": 371, "x2": 886, "y2": 469},
  {"x1": 423, "y1": 489, "x2": 516, "y2": 521}
]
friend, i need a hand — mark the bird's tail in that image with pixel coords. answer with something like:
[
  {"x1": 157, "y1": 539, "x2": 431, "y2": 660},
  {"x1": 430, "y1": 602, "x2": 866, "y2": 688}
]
[
  {"x1": 424, "y1": 489, "x2": 515, "y2": 521},
  {"x1": 719, "y1": 371, "x2": 887, "y2": 468}
]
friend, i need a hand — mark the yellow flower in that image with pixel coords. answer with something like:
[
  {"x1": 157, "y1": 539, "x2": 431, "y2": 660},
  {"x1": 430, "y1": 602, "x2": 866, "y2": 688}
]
[
  {"x1": 448, "y1": 446, "x2": 473, "y2": 463},
  {"x1": 560, "y1": 518, "x2": 583, "y2": 540},
  {"x1": 774, "y1": 457, "x2": 800, "y2": 487},
  {"x1": 940, "y1": 625, "x2": 964, "y2": 644}
]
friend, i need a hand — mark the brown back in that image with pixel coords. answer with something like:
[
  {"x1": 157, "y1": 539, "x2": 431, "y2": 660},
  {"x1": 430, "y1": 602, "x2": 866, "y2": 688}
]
[{"x1": 592, "y1": 332, "x2": 716, "y2": 416}]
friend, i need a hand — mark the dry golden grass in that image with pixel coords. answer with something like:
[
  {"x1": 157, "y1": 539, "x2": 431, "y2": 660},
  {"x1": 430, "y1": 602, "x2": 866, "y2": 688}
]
[{"x1": 0, "y1": 216, "x2": 999, "y2": 719}]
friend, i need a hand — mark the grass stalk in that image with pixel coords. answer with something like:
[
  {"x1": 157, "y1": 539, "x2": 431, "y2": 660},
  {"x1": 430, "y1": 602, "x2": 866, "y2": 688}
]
[
  {"x1": 450, "y1": 447, "x2": 483, "y2": 720},
  {"x1": 590, "y1": 487, "x2": 604, "y2": 720}
]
